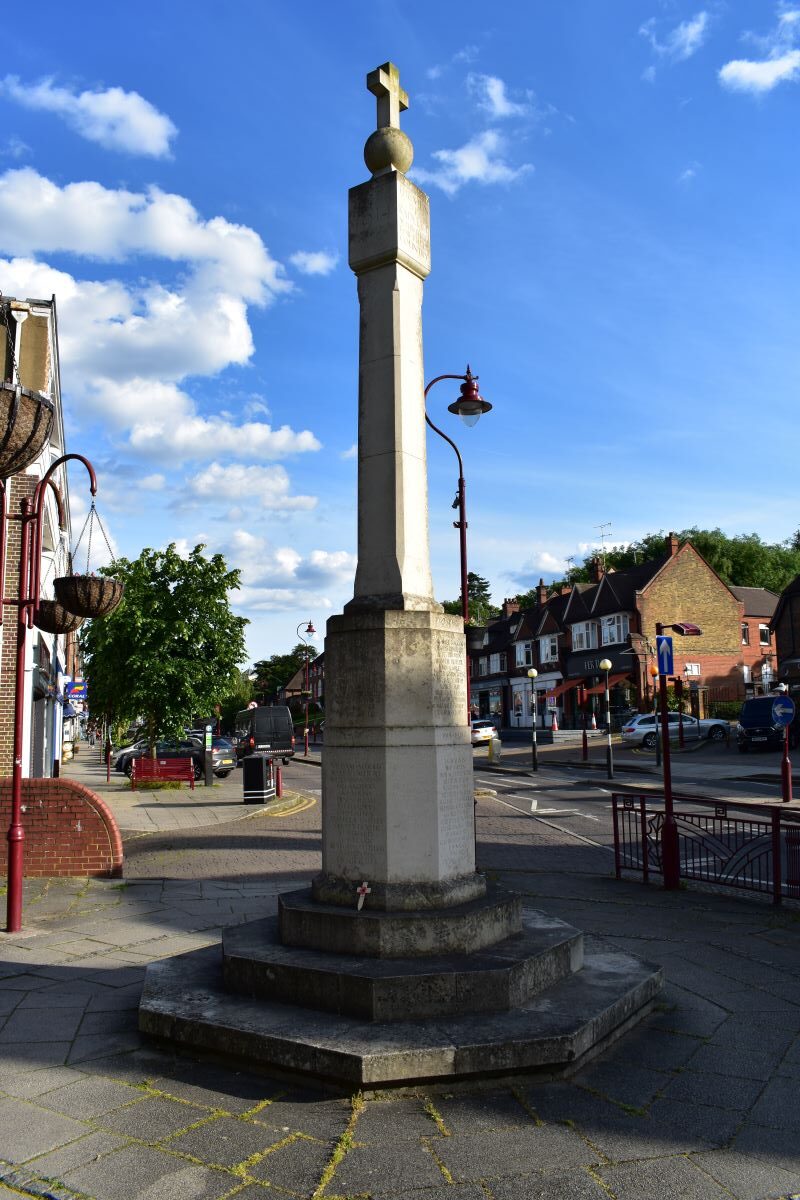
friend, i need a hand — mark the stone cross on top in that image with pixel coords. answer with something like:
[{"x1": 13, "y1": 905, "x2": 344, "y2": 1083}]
[{"x1": 367, "y1": 62, "x2": 408, "y2": 130}]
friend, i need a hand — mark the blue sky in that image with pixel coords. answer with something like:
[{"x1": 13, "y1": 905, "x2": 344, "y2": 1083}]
[{"x1": 2, "y1": 1, "x2": 798, "y2": 660}]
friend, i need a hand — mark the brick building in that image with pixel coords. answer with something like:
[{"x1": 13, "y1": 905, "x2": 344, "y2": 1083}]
[
  {"x1": 772, "y1": 575, "x2": 800, "y2": 698},
  {"x1": 469, "y1": 533, "x2": 778, "y2": 728},
  {"x1": 1, "y1": 294, "x2": 78, "y2": 777}
]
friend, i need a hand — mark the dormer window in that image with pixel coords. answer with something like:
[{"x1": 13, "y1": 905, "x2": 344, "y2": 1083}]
[
  {"x1": 515, "y1": 641, "x2": 533, "y2": 667},
  {"x1": 539, "y1": 635, "x2": 559, "y2": 663},
  {"x1": 571, "y1": 621, "x2": 598, "y2": 651},
  {"x1": 601, "y1": 614, "x2": 629, "y2": 646}
]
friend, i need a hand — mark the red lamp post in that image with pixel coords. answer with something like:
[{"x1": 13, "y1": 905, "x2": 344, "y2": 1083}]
[
  {"x1": 424, "y1": 367, "x2": 491, "y2": 721},
  {"x1": 1, "y1": 453, "x2": 98, "y2": 933},
  {"x1": 296, "y1": 620, "x2": 316, "y2": 756}
]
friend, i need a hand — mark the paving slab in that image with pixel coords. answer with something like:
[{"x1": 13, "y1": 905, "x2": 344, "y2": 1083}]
[{"x1": 2, "y1": 778, "x2": 800, "y2": 1197}]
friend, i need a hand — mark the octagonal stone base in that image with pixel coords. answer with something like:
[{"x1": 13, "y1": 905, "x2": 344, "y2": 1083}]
[
  {"x1": 224, "y1": 909, "x2": 582, "y2": 1021},
  {"x1": 139, "y1": 934, "x2": 662, "y2": 1088}
]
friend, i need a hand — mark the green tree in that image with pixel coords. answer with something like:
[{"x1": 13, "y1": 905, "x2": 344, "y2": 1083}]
[
  {"x1": 217, "y1": 669, "x2": 256, "y2": 732},
  {"x1": 553, "y1": 528, "x2": 800, "y2": 594},
  {"x1": 251, "y1": 642, "x2": 319, "y2": 703},
  {"x1": 442, "y1": 571, "x2": 500, "y2": 625},
  {"x1": 81, "y1": 544, "x2": 248, "y2": 748}
]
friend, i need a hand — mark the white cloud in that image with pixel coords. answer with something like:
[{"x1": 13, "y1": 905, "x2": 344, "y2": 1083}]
[
  {"x1": 640, "y1": 11, "x2": 710, "y2": 62},
  {"x1": 211, "y1": 530, "x2": 355, "y2": 612},
  {"x1": 0, "y1": 76, "x2": 177, "y2": 157},
  {"x1": 427, "y1": 45, "x2": 479, "y2": 79},
  {"x1": 186, "y1": 462, "x2": 317, "y2": 511},
  {"x1": 289, "y1": 249, "x2": 339, "y2": 276},
  {"x1": 719, "y1": 4, "x2": 800, "y2": 92},
  {"x1": 340, "y1": 442, "x2": 357, "y2": 460},
  {"x1": 678, "y1": 161, "x2": 701, "y2": 183},
  {"x1": 413, "y1": 130, "x2": 532, "y2": 197},
  {"x1": 720, "y1": 51, "x2": 800, "y2": 92},
  {"x1": 0, "y1": 135, "x2": 30, "y2": 160},
  {"x1": 0, "y1": 169, "x2": 322, "y2": 464},
  {"x1": 139, "y1": 473, "x2": 166, "y2": 491},
  {"x1": 468, "y1": 74, "x2": 529, "y2": 119}
]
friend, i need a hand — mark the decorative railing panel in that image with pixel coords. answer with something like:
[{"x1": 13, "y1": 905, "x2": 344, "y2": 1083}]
[{"x1": 612, "y1": 793, "x2": 800, "y2": 905}]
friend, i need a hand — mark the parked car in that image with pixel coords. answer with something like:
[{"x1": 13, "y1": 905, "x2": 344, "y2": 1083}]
[
  {"x1": 188, "y1": 735, "x2": 237, "y2": 777},
  {"x1": 621, "y1": 712, "x2": 729, "y2": 749},
  {"x1": 736, "y1": 696, "x2": 793, "y2": 753},
  {"x1": 234, "y1": 705, "x2": 295, "y2": 764},
  {"x1": 113, "y1": 738, "x2": 148, "y2": 771},
  {"x1": 471, "y1": 718, "x2": 498, "y2": 746}
]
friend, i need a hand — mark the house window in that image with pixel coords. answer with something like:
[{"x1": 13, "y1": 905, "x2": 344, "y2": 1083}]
[
  {"x1": 515, "y1": 641, "x2": 533, "y2": 667},
  {"x1": 539, "y1": 635, "x2": 558, "y2": 662},
  {"x1": 489, "y1": 653, "x2": 500, "y2": 674},
  {"x1": 571, "y1": 621, "x2": 597, "y2": 651},
  {"x1": 499, "y1": 652, "x2": 507, "y2": 672},
  {"x1": 601, "y1": 614, "x2": 629, "y2": 646},
  {"x1": 759, "y1": 624, "x2": 770, "y2": 646},
  {"x1": 741, "y1": 623, "x2": 750, "y2": 646},
  {"x1": 477, "y1": 657, "x2": 488, "y2": 677}
]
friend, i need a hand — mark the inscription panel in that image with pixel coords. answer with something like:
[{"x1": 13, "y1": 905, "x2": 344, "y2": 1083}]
[{"x1": 322, "y1": 750, "x2": 386, "y2": 877}]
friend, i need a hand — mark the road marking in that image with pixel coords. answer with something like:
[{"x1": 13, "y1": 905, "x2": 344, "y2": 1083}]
[{"x1": 485, "y1": 793, "x2": 612, "y2": 852}]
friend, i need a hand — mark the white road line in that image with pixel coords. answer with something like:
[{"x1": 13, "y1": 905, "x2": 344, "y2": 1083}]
[{"x1": 484, "y1": 793, "x2": 612, "y2": 852}]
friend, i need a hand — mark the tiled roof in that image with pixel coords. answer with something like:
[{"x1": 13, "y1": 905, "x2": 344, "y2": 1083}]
[{"x1": 729, "y1": 586, "x2": 779, "y2": 618}]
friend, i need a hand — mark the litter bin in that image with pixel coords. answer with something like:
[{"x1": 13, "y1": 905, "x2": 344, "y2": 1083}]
[{"x1": 243, "y1": 755, "x2": 276, "y2": 804}]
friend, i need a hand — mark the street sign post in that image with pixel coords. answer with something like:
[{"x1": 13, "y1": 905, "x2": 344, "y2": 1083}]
[
  {"x1": 773, "y1": 696, "x2": 796, "y2": 805},
  {"x1": 656, "y1": 635, "x2": 674, "y2": 676}
]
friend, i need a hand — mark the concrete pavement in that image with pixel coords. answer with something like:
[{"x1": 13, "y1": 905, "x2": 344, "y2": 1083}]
[{"x1": 1, "y1": 756, "x2": 800, "y2": 1197}]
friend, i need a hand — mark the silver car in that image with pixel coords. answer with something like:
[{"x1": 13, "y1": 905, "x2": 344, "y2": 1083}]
[
  {"x1": 471, "y1": 719, "x2": 498, "y2": 746},
  {"x1": 621, "y1": 712, "x2": 729, "y2": 749}
]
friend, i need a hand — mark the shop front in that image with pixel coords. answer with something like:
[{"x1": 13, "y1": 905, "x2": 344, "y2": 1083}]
[{"x1": 563, "y1": 649, "x2": 637, "y2": 728}]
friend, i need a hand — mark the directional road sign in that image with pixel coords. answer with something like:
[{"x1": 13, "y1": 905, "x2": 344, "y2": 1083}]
[
  {"x1": 656, "y1": 635, "x2": 674, "y2": 676},
  {"x1": 772, "y1": 696, "x2": 796, "y2": 728}
]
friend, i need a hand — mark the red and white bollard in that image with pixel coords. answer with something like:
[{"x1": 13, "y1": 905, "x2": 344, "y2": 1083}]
[
  {"x1": 590, "y1": 712, "x2": 597, "y2": 730},
  {"x1": 552, "y1": 711, "x2": 559, "y2": 732}
]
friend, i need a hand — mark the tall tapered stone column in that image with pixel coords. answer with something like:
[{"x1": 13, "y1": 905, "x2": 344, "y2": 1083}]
[{"x1": 316, "y1": 63, "x2": 483, "y2": 910}]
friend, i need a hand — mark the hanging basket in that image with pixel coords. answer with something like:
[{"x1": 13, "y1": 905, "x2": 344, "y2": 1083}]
[
  {"x1": 33, "y1": 599, "x2": 86, "y2": 635},
  {"x1": 0, "y1": 383, "x2": 55, "y2": 478},
  {"x1": 54, "y1": 574, "x2": 124, "y2": 619}
]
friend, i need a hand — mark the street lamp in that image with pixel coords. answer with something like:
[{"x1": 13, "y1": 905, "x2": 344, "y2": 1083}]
[
  {"x1": 296, "y1": 620, "x2": 316, "y2": 756},
  {"x1": 599, "y1": 658, "x2": 613, "y2": 779},
  {"x1": 655, "y1": 620, "x2": 703, "y2": 890},
  {"x1": 527, "y1": 667, "x2": 538, "y2": 771},
  {"x1": 424, "y1": 366, "x2": 491, "y2": 722},
  {"x1": 0, "y1": 453, "x2": 120, "y2": 933}
]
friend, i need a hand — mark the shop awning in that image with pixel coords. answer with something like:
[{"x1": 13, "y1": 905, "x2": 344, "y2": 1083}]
[
  {"x1": 584, "y1": 673, "x2": 631, "y2": 695},
  {"x1": 544, "y1": 678, "x2": 583, "y2": 699}
]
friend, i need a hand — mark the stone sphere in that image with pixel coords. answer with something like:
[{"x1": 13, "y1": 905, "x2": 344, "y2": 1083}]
[{"x1": 364, "y1": 127, "x2": 414, "y2": 176}]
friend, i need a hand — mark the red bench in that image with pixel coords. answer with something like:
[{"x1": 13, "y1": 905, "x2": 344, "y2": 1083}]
[{"x1": 130, "y1": 756, "x2": 195, "y2": 790}]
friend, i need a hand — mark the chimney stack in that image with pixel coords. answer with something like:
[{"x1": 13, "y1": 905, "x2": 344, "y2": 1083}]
[
  {"x1": 537, "y1": 578, "x2": 548, "y2": 607},
  {"x1": 501, "y1": 597, "x2": 520, "y2": 619},
  {"x1": 590, "y1": 557, "x2": 605, "y2": 583},
  {"x1": 667, "y1": 532, "x2": 680, "y2": 557}
]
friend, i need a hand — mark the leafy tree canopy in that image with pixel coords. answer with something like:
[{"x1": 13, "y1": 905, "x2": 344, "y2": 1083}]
[
  {"x1": 81, "y1": 544, "x2": 248, "y2": 747},
  {"x1": 550, "y1": 528, "x2": 800, "y2": 595},
  {"x1": 251, "y1": 641, "x2": 319, "y2": 703},
  {"x1": 442, "y1": 571, "x2": 501, "y2": 626}
]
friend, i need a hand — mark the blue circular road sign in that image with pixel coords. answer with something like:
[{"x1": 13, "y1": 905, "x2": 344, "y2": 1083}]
[{"x1": 772, "y1": 696, "x2": 796, "y2": 728}]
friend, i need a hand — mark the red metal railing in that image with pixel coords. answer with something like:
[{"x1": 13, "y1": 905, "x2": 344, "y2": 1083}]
[{"x1": 612, "y1": 792, "x2": 800, "y2": 906}]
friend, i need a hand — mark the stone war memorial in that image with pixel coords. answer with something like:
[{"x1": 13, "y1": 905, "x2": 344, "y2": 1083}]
[{"x1": 139, "y1": 63, "x2": 662, "y2": 1087}]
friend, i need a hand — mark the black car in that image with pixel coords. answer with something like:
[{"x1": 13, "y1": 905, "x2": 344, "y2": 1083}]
[{"x1": 736, "y1": 697, "x2": 790, "y2": 752}]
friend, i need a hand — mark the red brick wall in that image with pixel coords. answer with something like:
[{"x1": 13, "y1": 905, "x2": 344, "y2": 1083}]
[{"x1": 0, "y1": 778, "x2": 123, "y2": 877}]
